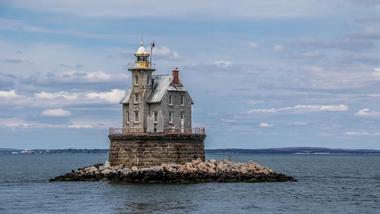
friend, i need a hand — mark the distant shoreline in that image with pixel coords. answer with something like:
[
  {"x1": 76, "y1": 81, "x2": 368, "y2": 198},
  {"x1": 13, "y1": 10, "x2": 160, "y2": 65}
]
[{"x1": 1, "y1": 147, "x2": 380, "y2": 155}]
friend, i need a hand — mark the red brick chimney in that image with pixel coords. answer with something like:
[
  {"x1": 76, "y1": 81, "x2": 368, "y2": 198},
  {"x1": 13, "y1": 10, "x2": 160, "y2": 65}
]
[{"x1": 172, "y1": 67, "x2": 180, "y2": 86}]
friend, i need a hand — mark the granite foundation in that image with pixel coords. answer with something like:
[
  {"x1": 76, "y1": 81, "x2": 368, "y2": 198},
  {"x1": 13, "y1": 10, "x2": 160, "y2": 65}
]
[{"x1": 108, "y1": 133, "x2": 206, "y2": 168}]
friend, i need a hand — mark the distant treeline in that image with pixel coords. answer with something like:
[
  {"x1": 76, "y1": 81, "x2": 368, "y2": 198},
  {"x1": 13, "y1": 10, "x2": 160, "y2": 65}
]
[
  {"x1": 0, "y1": 148, "x2": 108, "y2": 154},
  {"x1": 206, "y1": 147, "x2": 380, "y2": 154},
  {"x1": 1, "y1": 147, "x2": 380, "y2": 155}
]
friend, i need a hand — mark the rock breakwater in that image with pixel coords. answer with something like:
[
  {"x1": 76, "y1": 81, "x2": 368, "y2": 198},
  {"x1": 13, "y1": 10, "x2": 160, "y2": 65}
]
[{"x1": 50, "y1": 159, "x2": 296, "y2": 183}]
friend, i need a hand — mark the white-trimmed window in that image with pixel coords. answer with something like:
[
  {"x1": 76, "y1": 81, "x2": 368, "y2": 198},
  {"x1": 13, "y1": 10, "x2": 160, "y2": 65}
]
[
  {"x1": 134, "y1": 93, "x2": 139, "y2": 103},
  {"x1": 181, "y1": 111, "x2": 184, "y2": 120},
  {"x1": 169, "y1": 95, "x2": 173, "y2": 106},
  {"x1": 126, "y1": 111, "x2": 129, "y2": 123},
  {"x1": 180, "y1": 95, "x2": 184, "y2": 106},
  {"x1": 153, "y1": 111, "x2": 158, "y2": 122},
  {"x1": 146, "y1": 76, "x2": 150, "y2": 85},
  {"x1": 169, "y1": 112, "x2": 173, "y2": 123},
  {"x1": 134, "y1": 111, "x2": 139, "y2": 122}
]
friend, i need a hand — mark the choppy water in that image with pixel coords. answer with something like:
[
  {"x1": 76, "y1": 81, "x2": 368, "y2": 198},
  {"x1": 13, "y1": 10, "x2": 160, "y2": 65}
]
[{"x1": 0, "y1": 153, "x2": 379, "y2": 214}]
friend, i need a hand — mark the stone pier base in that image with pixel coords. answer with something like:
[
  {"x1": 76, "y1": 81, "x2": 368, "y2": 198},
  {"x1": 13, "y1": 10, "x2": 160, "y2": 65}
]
[{"x1": 108, "y1": 133, "x2": 206, "y2": 168}]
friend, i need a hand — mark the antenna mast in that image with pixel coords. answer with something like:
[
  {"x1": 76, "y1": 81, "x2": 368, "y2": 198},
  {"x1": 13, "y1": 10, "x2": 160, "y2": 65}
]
[{"x1": 150, "y1": 41, "x2": 155, "y2": 68}]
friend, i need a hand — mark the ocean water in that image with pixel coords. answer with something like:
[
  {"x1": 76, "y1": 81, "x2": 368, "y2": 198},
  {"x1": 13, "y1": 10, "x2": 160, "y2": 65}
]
[{"x1": 0, "y1": 153, "x2": 379, "y2": 214}]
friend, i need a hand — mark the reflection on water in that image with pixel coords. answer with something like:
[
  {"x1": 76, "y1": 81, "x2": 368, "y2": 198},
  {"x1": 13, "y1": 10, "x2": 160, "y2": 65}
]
[{"x1": 0, "y1": 153, "x2": 379, "y2": 213}]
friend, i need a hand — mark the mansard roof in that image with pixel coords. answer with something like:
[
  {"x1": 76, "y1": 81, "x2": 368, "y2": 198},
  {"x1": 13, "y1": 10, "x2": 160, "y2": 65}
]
[
  {"x1": 120, "y1": 74, "x2": 193, "y2": 104},
  {"x1": 120, "y1": 89, "x2": 132, "y2": 104}
]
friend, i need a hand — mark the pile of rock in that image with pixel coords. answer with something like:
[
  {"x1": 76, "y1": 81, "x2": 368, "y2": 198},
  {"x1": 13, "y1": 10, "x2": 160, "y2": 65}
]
[{"x1": 50, "y1": 159, "x2": 296, "y2": 183}]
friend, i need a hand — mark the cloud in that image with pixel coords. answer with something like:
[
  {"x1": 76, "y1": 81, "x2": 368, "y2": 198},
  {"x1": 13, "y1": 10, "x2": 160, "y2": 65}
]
[
  {"x1": 153, "y1": 46, "x2": 180, "y2": 59},
  {"x1": 372, "y1": 67, "x2": 380, "y2": 78},
  {"x1": 249, "y1": 42, "x2": 258, "y2": 48},
  {"x1": 7, "y1": 0, "x2": 344, "y2": 19},
  {"x1": 0, "y1": 118, "x2": 63, "y2": 128},
  {"x1": 0, "y1": 117, "x2": 114, "y2": 129},
  {"x1": 288, "y1": 121, "x2": 308, "y2": 126},
  {"x1": 348, "y1": 26, "x2": 380, "y2": 40},
  {"x1": 248, "y1": 100, "x2": 264, "y2": 105},
  {"x1": 1, "y1": 58, "x2": 24, "y2": 64},
  {"x1": 355, "y1": 108, "x2": 380, "y2": 118},
  {"x1": 67, "y1": 119, "x2": 116, "y2": 129},
  {"x1": 67, "y1": 123, "x2": 93, "y2": 129},
  {"x1": 84, "y1": 89, "x2": 125, "y2": 103},
  {"x1": 85, "y1": 71, "x2": 111, "y2": 82},
  {"x1": 220, "y1": 118, "x2": 237, "y2": 123},
  {"x1": 35, "y1": 91, "x2": 78, "y2": 101},
  {"x1": 273, "y1": 44, "x2": 284, "y2": 52},
  {"x1": 0, "y1": 90, "x2": 20, "y2": 98},
  {"x1": 213, "y1": 60, "x2": 232, "y2": 67},
  {"x1": 51, "y1": 70, "x2": 118, "y2": 83},
  {"x1": 345, "y1": 131, "x2": 380, "y2": 136},
  {"x1": 0, "y1": 118, "x2": 27, "y2": 128},
  {"x1": 259, "y1": 122, "x2": 273, "y2": 128},
  {"x1": 0, "y1": 89, "x2": 125, "y2": 107},
  {"x1": 0, "y1": 18, "x2": 112, "y2": 40},
  {"x1": 248, "y1": 104, "x2": 348, "y2": 114},
  {"x1": 41, "y1": 108, "x2": 71, "y2": 117}
]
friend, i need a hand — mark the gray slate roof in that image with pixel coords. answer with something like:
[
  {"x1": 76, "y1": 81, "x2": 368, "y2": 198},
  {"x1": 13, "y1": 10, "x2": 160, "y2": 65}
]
[{"x1": 120, "y1": 74, "x2": 192, "y2": 104}]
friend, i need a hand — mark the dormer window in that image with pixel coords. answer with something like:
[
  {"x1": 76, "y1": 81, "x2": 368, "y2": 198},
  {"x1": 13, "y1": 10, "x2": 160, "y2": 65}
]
[
  {"x1": 180, "y1": 95, "x2": 184, "y2": 106},
  {"x1": 135, "y1": 74, "x2": 139, "y2": 86},
  {"x1": 169, "y1": 95, "x2": 173, "y2": 106}
]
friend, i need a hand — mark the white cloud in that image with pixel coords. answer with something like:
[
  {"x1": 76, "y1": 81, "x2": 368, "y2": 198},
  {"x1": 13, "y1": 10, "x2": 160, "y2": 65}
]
[
  {"x1": 220, "y1": 118, "x2": 237, "y2": 123},
  {"x1": 248, "y1": 100, "x2": 264, "y2": 105},
  {"x1": 273, "y1": 44, "x2": 284, "y2": 52},
  {"x1": 41, "y1": 108, "x2": 71, "y2": 117},
  {"x1": 372, "y1": 67, "x2": 380, "y2": 78},
  {"x1": 85, "y1": 71, "x2": 111, "y2": 82},
  {"x1": 248, "y1": 104, "x2": 348, "y2": 114},
  {"x1": 288, "y1": 121, "x2": 308, "y2": 126},
  {"x1": 0, "y1": 90, "x2": 20, "y2": 98},
  {"x1": 0, "y1": 89, "x2": 125, "y2": 107},
  {"x1": 259, "y1": 122, "x2": 273, "y2": 128},
  {"x1": 35, "y1": 91, "x2": 78, "y2": 101},
  {"x1": 345, "y1": 131, "x2": 380, "y2": 136},
  {"x1": 0, "y1": 118, "x2": 62, "y2": 128},
  {"x1": 213, "y1": 60, "x2": 232, "y2": 67},
  {"x1": 57, "y1": 70, "x2": 113, "y2": 82},
  {"x1": 68, "y1": 123, "x2": 93, "y2": 129},
  {"x1": 154, "y1": 46, "x2": 180, "y2": 59},
  {"x1": 85, "y1": 89, "x2": 125, "y2": 103},
  {"x1": 355, "y1": 108, "x2": 380, "y2": 118},
  {"x1": 249, "y1": 42, "x2": 258, "y2": 48},
  {"x1": 0, "y1": 117, "x2": 115, "y2": 129}
]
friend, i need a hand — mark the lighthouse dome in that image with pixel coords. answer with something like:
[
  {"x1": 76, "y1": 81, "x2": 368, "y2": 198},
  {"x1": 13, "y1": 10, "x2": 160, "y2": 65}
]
[{"x1": 136, "y1": 42, "x2": 150, "y2": 55}]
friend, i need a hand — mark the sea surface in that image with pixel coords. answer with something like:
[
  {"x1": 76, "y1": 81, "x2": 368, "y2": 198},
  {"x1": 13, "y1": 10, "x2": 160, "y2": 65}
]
[{"x1": 0, "y1": 153, "x2": 379, "y2": 214}]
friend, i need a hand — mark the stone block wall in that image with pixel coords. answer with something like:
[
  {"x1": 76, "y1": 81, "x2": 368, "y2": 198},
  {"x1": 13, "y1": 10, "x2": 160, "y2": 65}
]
[{"x1": 109, "y1": 134, "x2": 205, "y2": 167}]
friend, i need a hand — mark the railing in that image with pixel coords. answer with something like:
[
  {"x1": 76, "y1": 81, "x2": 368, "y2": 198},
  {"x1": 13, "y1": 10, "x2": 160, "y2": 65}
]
[{"x1": 109, "y1": 127, "x2": 205, "y2": 135}]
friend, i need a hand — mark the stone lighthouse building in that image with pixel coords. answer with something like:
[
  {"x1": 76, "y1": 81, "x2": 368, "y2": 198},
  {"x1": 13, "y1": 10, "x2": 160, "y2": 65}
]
[{"x1": 108, "y1": 42, "x2": 206, "y2": 167}]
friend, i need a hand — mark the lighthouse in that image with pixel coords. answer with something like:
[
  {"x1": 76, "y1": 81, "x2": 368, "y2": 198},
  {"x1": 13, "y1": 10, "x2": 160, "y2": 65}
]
[{"x1": 108, "y1": 41, "x2": 206, "y2": 167}]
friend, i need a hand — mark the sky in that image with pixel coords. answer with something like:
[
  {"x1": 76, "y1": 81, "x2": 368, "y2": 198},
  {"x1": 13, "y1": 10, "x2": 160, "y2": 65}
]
[{"x1": 0, "y1": 0, "x2": 379, "y2": 149}]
